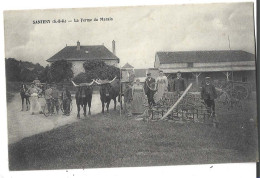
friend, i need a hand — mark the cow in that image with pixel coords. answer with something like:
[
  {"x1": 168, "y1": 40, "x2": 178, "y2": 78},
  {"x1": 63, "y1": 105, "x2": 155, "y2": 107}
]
[
  {"x1": 95, "y1": 77, "x2": 120, "y2": 113},
  {"x1": 72, "y1": 80, "x2": 94, "y2": 119}
]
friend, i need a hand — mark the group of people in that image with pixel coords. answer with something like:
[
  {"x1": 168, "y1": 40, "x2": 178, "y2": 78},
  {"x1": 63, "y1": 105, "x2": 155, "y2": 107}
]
[
  {"x1": 123, "y1": 71, "x2": 186, "y2": 117},
  {"x1": 21, "y1": 74, "x2": 218, "y2": 118},
  {"x1": 20, "y1": 77, "x2": 72, "y2": 116},
  {"x1": 44, "y1": 84, "x2": 72, "y2": 115},
  {"x1": 123, "y1": 71, "x2": 217, "y2": 117}
]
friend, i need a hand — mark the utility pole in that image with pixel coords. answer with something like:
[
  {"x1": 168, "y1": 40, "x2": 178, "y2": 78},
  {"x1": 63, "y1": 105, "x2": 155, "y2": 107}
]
[
  {"x1": 228, "y1": 35, "x2": 231, "y2": 50},
  {"x1": 228, "y1": 35, "x2": 234, "y2": 82}
]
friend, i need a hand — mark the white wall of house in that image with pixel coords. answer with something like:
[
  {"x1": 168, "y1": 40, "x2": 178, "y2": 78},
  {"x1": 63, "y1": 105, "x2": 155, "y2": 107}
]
[
  {"x1": 193, "y1": 61, "x2": 255, "y2": 67},
  {"x1": 71, "y1": 61, "x2": 85, "y2": 76},
  {"x1": 160, "y1": 63, "x2": 187, "y2": 68},
  {"x1": 71, "y1": 59, "x2": 119, "y2": 76},
  {"x1": 154, "y1": 54, "x2": 160, "y2": 68},
  {"x1": 48, "y1": 59, "x2": 119, "y2": 77},
  {"x1": 121, "y1": 69, "x2": 134, "y2": 82},
  {"x1": 104, "y1": 60, "x2": 118, "y2": 67}
]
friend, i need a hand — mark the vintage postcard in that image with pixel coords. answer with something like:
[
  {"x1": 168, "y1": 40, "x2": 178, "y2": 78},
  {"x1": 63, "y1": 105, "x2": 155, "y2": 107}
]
[{"x1": 4, "y1": 2, "x2": 258, "y2": 171}]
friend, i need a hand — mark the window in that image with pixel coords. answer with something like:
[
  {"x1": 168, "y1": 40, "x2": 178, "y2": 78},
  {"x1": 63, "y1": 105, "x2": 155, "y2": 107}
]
[{"x1": 187, "y1": 62, "x2": 193, "y2": 68}]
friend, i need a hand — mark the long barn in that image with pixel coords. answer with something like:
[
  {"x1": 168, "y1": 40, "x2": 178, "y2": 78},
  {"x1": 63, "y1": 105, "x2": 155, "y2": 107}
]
[{"x1": 154, "y1": 50, "x2": 256, "y2": 89}]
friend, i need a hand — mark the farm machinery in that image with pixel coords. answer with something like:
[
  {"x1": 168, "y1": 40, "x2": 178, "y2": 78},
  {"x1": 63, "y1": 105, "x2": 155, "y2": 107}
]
[{"x1": 140, "y1": 80, "x2": 252, "y2": 126}]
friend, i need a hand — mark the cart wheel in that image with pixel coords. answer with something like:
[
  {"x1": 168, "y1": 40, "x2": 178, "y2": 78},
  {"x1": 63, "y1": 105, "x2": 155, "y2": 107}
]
[
  {"x1": 60, "y1": 101, "x2": 73, "y2": 114},
  {"x1": 232, "y1": 85, "x2": 249, "y2": 100},
  {"x1": 43, "y1": 103, "x2": 50, "y2": 117}
]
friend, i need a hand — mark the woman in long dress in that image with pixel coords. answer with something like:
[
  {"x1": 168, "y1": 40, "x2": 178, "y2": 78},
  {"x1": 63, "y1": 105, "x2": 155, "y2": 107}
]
[
  {"x1": 131, "y1": 79, "x2": 146, "y2": 114},
  {"x1": 154, "y1": 70, "x2": 168, "y2": 103},
  {"x1": 27, "y1": 83, "x2": 42, "y2": 115}
]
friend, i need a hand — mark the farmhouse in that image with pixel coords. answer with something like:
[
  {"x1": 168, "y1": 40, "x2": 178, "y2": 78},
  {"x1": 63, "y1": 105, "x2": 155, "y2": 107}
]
[
  {"x1": 47, "y1": 40, "x2": 119, "y2": 76},
  {"x1": 154, "y1": 50, "x2": 256, "y2": 87}
]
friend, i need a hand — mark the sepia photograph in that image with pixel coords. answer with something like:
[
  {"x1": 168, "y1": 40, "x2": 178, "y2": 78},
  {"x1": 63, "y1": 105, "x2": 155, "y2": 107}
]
[{"x1": 3, "y1": 2, "x2": 258, "y2": 171}]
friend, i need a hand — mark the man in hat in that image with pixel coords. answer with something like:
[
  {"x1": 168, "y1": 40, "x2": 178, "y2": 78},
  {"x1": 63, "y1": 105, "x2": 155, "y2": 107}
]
[
  {"x1": 201, "y1": 77, "x2": 217, "y2": 117},
  {"x1": 172, "y1": 71, "x2": 186, "y2": 94},
  {"x1": 144, "y1": 72, "x2": 156, "y2": 107},
  {"x1": 61, "y1": 85, "x2": 72, "y2": 115},
  {"x1": 51, "y1": 84, "x2": 60, "y2": 114}
]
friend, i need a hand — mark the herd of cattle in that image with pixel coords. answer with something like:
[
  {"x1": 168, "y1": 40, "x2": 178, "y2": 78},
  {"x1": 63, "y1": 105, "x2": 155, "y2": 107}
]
[{"x1": 72, "y1": 77, "x2": 121, "y2": 118}]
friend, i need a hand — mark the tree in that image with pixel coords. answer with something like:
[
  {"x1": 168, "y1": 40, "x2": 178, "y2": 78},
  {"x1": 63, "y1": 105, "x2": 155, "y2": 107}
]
[
  {"x1": 73, "y1": 72, "x2": 97, "y2": 83},
  {"x1": 49, "y1": 60, "x2": 74, "y2": 82},
  {"x1": 5, "y1": 58, "x2": 46, "y2": 82},
  {"x1": 5, "y1": 58, "x2": 21, "y2": 81},
  {"x1": 83, "y1": 59, "x2": 105, "y2": 71},
  {"x1": 20, "y1": 68, "x2": 37, "y2": 82},
  {"x1": 73, "y1": 59, "x2": 120, "y2": 83},
  {"x1": 39, "y1": 65, "x2": 51, "y2": 83},
  {"x1": 94, "y1": 65, "x2": 120, "y2": 80}
]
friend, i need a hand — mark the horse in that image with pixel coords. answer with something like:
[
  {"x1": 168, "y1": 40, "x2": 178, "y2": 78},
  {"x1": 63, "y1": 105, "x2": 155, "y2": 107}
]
[{"x1": 20, "y1": 83, "x2": 30, "y2": 111}]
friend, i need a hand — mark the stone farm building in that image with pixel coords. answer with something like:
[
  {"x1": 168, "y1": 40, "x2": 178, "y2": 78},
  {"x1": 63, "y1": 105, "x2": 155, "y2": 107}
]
[
  {"x1": 121, "y1": 63, "x2": 159, "y2": 83},
  {"x1": 47, "y1": 41, "x2": 120, "y2": 76},
  {"x1": 154, "y1": 50, "x2": 256, "y2": 89}
]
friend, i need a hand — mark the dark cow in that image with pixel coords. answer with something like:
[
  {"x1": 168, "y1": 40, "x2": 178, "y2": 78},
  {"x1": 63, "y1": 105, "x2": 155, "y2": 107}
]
[
  {"x1": 72, "y1": 80, "x2": 94, "y2": 119},
  {"x1": 95, "y1": 77, "x2": 120, "y2": 113}
]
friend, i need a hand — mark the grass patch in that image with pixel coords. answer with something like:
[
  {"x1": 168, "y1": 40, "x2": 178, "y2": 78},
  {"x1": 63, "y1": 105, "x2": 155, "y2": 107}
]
[{"x1": 8, "y1": 105, "x2": 258, "y2": 170}]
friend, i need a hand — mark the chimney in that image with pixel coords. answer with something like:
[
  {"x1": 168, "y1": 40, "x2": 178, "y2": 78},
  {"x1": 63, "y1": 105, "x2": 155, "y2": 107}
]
[
  {"x1": 112, "y1": 40, "x2": 116, "y2": 55},
  {"x1": 77, "y1": 41, "x2": 80, "y2": 50}
]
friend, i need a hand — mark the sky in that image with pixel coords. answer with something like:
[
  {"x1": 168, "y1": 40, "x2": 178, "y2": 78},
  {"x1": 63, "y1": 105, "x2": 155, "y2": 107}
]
[{"x1": 4, "y1": 2, "x2": 256, "y2": 68}]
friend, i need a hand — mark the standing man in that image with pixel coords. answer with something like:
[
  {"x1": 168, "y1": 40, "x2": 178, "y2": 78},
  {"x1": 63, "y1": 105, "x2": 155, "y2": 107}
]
[
  {"x1": 44, "y1": 84, "x2": 53, "y2": 114},
  {"x1": 123, "y1": 82, "x2": 133, "y2": 117},
  {"x1": 172, "y1": 71, "x2": 186, "y2": 94},
  {"x1": 201, "y1": 77, "x2": 217, "y2": 117},
  {"x1": 61, "y1": 86, "x2": 72, "y2": 116},
  {"x1": 144, "y1": 72, "x2": 156, "y2": 107},
  {"x1": 51, "y1": 84, "x2": 60, "y2": 114}
]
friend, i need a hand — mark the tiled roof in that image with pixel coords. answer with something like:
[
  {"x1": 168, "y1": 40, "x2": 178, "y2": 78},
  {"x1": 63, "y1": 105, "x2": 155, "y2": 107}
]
[
  {"x1": 47, "y1": 45, "x2": 119, "y2": 62},
  {"x1": 156, "y1": 50, "x2": 255, "y2": 64},
  {"x1": 121, "y1": 63, "x2": 134, "y2": 68}
]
